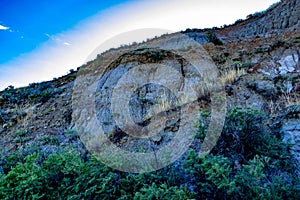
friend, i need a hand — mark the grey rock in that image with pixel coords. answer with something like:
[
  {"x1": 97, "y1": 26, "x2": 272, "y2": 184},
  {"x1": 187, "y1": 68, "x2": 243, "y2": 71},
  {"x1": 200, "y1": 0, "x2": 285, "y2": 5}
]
[
  {"x1": 278, "y1": 54, "x2": 299, "y2": 74},
  {"x1": 282, "y1": 119, "x2": 300, "y2": 169},
  {"x1": 227, "y1": 0, "x2": 300, "y2": 39}
]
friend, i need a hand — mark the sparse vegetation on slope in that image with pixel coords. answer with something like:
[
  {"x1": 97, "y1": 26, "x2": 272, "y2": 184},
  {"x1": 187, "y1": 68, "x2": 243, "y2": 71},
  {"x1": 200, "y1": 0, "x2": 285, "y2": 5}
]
[{"x1": 0, "y1": 0, "x2": 300, "y2": 199}]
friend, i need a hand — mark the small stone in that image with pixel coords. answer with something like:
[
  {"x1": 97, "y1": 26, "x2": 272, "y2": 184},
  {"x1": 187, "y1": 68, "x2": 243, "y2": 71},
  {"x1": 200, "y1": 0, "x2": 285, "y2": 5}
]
[{"x1": 151, "y1": 135, "x2": 162, "y2": 143}]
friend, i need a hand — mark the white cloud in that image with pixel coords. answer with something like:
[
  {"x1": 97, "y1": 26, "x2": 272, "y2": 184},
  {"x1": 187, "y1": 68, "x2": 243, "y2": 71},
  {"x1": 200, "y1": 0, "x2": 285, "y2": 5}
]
[
  {"x1": 0, "y1": 24, "x2": 9, "y2": 30},
  {"x1": 63, "y1": 42, "x2": 71, "y2": 46},
  {"x1": 45, "y1": 33, "x2": 71, "y2": 46}
]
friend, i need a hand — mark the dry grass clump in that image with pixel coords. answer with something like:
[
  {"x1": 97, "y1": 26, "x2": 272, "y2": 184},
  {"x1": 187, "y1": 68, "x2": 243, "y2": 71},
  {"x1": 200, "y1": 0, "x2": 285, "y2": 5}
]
[{"x1": 219, "y1": 68, "x2": 246, "y2": 85}]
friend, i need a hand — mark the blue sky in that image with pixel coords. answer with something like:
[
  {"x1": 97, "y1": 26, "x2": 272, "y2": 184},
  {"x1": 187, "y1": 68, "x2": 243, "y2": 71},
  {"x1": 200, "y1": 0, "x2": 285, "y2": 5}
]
[
  {"x1": 0, "y1": 0, "x2": 127, "y2": 64},
  {"x1": 0, "y1": 0, "x2": 280, "y2": 90}
]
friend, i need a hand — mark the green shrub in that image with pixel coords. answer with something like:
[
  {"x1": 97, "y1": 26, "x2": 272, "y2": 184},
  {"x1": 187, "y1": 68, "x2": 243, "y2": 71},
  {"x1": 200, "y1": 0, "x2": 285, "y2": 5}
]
[
  {"x1": 134, "y1": 183, "x2": 194, "y2": 200},
  {"x1": 233, "y1": 155, "x2": 300, "y2": 199},
  {"x1": 184, "y1": 107, "x2": 299, "y2": 199},
  {"x1": 0, "y1": 152, "x2": 121, "y2": 199},
  {"x1": 37, "y1": 135, "x2": 59, "y2": 145},
  {"x1": 184, "y1": 149, "x2": 234, "y2": 197},
  {"x1": 194, "y1": 110, "x2": 210, "y2": 140},
  {"x1": 184, "y1": 149, "x2": 300, "y2": 199},
  {"x1": 207, "y1": 30, "x2": 223, "y2": 45},
  {"x1": 64, "y1": 155, "x2": 120, "y2": 199},
  {"x1": 0, "y1": 107, "x2": 299, "y2": 199},
  {"x1": 213, "y1": 107, "x2": 292, "y2": 163},
  {"x1": 1, "y1": 152, "x2": 23, "y2": 174},
  {"x1": 233, "y1": 155, "x2": 270, "y2": 198},
  {"x1": 13, "y1": 129, "x2": 32, "y2": 144},
  {"x1": 0, "y1": 153, "x2": 44, "y2": 199}
]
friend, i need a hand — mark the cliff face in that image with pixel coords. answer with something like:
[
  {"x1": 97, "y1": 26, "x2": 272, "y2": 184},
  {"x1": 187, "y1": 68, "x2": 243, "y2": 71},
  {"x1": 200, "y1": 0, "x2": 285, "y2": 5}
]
[{"x1": 221, "y1": 0, "x2": 300, "y2": 39}]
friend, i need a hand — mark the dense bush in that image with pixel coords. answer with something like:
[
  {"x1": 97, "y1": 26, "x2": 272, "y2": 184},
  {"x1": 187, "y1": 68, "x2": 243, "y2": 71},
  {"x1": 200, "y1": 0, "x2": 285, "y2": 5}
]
[
  {"x1": 184, "y1": 149, "x2": 300, "y2": 199},
  {"x1": 0, "y1": 107, "x2": 299, "y2": 199},
  {"x1": 0, "y1": 150, "x2": 189, "y2": 199},
  {"x1": 0, "y1": 151, "x2": 121, "y2": 199},
  {"x1": 184, "y1": 107, "x2": 300, "y2": 199},
  {"x1": 134, "y1": 183, "x2": 194, "y2": 200},
  {"x1": 213, "y1": 107, "x2": 292, "y2": 163}
]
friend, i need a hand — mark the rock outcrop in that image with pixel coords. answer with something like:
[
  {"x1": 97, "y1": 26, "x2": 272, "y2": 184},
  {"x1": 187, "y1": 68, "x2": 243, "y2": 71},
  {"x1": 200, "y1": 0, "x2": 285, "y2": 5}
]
[{"x1": 223, "y1": 0, "x2": 300, "y2": 39}]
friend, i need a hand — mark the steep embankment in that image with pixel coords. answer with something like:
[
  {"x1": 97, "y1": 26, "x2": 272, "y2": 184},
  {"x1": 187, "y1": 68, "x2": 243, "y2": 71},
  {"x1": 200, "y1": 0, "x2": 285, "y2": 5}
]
[
  {"x1": 0, "y1": 0, "x2": 300, "y2": 199},
  {"x1": 219, "y1": 0, "x2": 300, "y2": 39}
]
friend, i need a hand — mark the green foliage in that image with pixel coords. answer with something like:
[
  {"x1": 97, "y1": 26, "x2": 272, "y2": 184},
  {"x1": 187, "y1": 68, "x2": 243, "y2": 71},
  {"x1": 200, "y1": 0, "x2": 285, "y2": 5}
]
[
  {"x1": 184, "y1": 149, "x2": 300, "y2": 199},
  {"x1": 134, "y1": 48, "x2": 167, "y2": 61},
  {"x1": 215, "y1": 107, "x2": 292, "y2": 163},
  {"x1": 184, "y1": 149, "x2": 234, "y2": 197},
  {"x1": 234, "y1": 19, "x2": 244, "y2": 25},
  {"x1": 134, "y1": 183, "x2": 194, "y2": 200},
  {"x1": 13, "y1": 129, "x2": 29, "y2": 137},
  {"x1": 64, "y1": 155, "x2": 120, "y2": 199},
  {"x1": 0, "y1": 144, "x2": 41, "y2": 175},
  {"x1": 0, "y1": 106, "x2": 299, "y2": 199},
  {"x1": 0, "y1": 152, "x2": 121, "y2": 200},
  {"x1": 232, "y1": 61, "x2": 254, "y2": 69},
  {"x1": 271, "y1": 39, "x2": 289, "y2": 49},
  {"x1": 27, "y1": 82, "x2": 57, "y2": 103},
  {"x1": 0, "y1": 86, "x2": 19, "y2": 105},
  {"x1": 0, "y1": 151, "x2": 191, "y2": 199},
  {"x1": 200, "y1": 155, "x2": 235, "y2": 193},
  {"x1": 234, "y1": 155, "x2": 270, "y2": 198},
  {"x1": 13, "y1": 129, "x2": 32, "y2": 144},
  {"x1": 195, "y1": 110, "x2": 211, "y2": 140},
  {"x1": 1, "y1": 152, "x2": 23, "y2": 174},
  {"x1": 0, "y1": 153, "x2": 44, "y2": 199},
  {"x1": 234, "y1": 155, "x2": 300, "y2": 199},
  {"x1": 184, "y1": 107, "x2": 300, "y2": 199},
  {"x1": 37, "y1": 135, "x2": 59, "y2": 145},
  {"x1": 0, "y1": 109, "x2": 26, "y2": 127},
  {"x1": 207, "y1": 30, "x2": 223, "y2": 45}
]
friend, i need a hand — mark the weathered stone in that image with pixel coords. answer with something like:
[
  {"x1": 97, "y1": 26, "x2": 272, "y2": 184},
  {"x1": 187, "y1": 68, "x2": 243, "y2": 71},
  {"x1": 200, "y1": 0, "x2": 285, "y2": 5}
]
[
  {"x1": 278, "y1": 54, "x2": 299, "y2": 74},
  {"x1": 282, "y1": 118, "x2": 300, "y2": 170},
  {"x1": 226, "y1": 0, "x2": 300, "y2": 39}
]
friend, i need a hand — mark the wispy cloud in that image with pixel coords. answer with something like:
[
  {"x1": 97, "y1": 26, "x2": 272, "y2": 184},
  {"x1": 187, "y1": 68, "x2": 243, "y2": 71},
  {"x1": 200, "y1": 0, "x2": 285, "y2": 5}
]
[
  {"x1": 0, "y1": 24, "x2": 9, "y2": 30},
  {"x1": 45, "y1": 33, "x2": 71, "y2": 46},
  {"x1": 63, "y1": 42, "x2": 71, "y2": 46}
]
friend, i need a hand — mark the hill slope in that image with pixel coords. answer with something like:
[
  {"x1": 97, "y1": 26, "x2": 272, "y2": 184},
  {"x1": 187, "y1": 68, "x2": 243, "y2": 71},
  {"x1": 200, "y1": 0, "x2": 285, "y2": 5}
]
[{"x1": 0, "y1": 0, "x2": 300, "y2": 199}]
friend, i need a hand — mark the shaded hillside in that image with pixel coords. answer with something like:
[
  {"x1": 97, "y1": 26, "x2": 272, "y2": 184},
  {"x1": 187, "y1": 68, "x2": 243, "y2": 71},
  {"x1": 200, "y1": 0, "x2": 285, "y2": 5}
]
[
  {"x1": 219, "y1": 0, "x2": 300, "y2": 39},
  {"x1": 0, "y1": 0, "x2": 300, "y2": 199}
]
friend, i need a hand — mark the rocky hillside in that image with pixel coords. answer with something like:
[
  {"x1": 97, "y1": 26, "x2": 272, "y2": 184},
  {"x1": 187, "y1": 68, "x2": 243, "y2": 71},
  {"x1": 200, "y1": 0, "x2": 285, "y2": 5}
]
[
  {"x1": 220, "y1": 0, "x2": 300, "y2": 39},
  {"x1": 0, "y1": 0, "x2": 300, "y2": 199}
]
